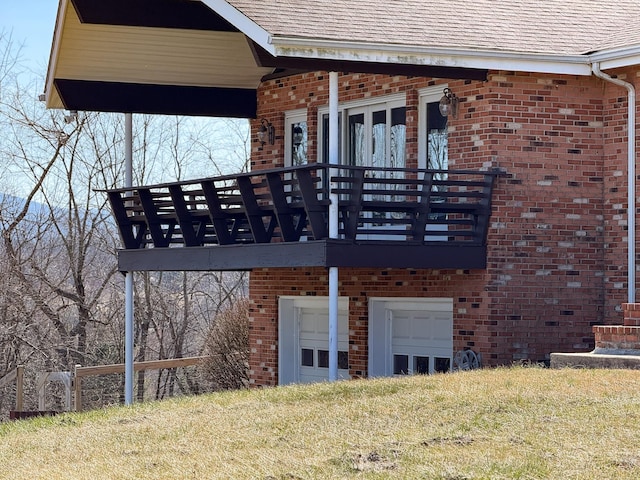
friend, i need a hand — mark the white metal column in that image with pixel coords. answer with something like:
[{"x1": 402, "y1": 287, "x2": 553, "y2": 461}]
[
  {"x1": 328, "y1": 72, "x2": 339, "y2": 381},
  {"x1": 124, "y1": 112, "x2": 135, "y2": 405}
]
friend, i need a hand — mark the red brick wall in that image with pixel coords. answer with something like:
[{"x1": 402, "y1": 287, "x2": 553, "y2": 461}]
[
  {"x1": 247, "y1": 69, "x2": 637, "y2": 385},
  {"x1": 477, "y1": 72, "x2": 607, "y2": 364},
  {"x1": 601, "y1": 70, "x2": 639, "y2": 318},
  {"x1": 623, "y1": 302, "x2": 640, "y2": 326},
  {"x1": 249, "y1": 267, "x2": 490, "y2": 386}
]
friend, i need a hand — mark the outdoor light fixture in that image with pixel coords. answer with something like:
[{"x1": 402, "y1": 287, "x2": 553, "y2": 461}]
[
  {"x1": 257, "y1": 118, "x2": 275, "y2": 148},
  {"x1": 38, "y1": 93, "x2": 46, "y2": 102},
  {"x1": 64, "y1": 110, "x2": 78, "y2": 124},
  {"x1": 57, "y1": 131, "x2": 69, "y2": 146},
  {"x1": 439, "y1": 88, "x2": 459, "y2": 119},
  {"x1": 292, "y1": 125, "x2": 304, "y2": 147}
]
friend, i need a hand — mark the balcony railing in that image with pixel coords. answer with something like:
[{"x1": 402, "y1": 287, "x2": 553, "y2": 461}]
[{"x1": 105, "y1": 164, "x2": 500, "y2": 251}]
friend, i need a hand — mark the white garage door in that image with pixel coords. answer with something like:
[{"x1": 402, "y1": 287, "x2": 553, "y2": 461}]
[
  {"x1": 369, "y1": 298, "x2": 453, "y2": 377},
  {"x1": 298, "y1": 306, "x2": 350, "y2": 383},
  {"x1": 278, "y1": 297, "x2": 350, "y2": 385},
  {"x1": 391, "y1": 308, "x2": 453, "y2": 375}
]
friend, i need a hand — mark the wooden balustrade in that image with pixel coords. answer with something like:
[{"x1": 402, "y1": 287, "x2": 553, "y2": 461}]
[{"x1": 105, "y1": 164, "x2": 500, "y2": 250}]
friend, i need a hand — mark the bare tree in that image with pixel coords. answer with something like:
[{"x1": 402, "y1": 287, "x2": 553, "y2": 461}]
[
  {"x1": 127, "y1": 114, "x2": 250, "y2": 401},
  {"x1": 0, "y1": 110, "x2": 122, "y2": 368},
  {"x1": 0, "y1": 32, "x2": 251, "y2": 409}
]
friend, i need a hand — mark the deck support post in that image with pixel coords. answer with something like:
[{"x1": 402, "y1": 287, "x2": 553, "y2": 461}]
[{"x1": 124, "y1": 112, "x2": 135, "y2": 405}]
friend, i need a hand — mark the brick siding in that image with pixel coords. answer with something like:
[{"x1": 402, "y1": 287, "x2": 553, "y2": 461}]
[{"x1": 248, "y1": 68, "x2": 639, "y2": 385}]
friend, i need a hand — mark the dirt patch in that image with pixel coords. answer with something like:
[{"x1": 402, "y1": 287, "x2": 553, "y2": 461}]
[{"x1": 352, "y1": 451, "x2": 397, "y2": 472}]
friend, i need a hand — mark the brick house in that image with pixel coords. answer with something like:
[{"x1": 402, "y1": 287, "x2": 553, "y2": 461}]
[{"x1": 45, "y1": 1, "x2": 640, "y2": 386}]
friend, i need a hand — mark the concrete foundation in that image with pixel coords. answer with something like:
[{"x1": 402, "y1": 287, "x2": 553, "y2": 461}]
[
  {"x1": 551, "y1": 303, "x2": 640, "y2": 369},
  {"x1": 550, "y1": 352, "x2": 640, "y2": 369}
]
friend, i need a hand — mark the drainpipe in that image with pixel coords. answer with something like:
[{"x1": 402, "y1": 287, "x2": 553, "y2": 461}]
[
  {"x1": 591, "y1": 63, "x2": 636, "y2": 303},
  {"x1": 328, "y1": 72, "x2": 339, "y2": 381}
]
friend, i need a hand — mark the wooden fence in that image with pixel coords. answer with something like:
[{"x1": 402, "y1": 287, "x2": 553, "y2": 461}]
[
  {"x1": 1, "y1": 357, "x2": 209, "y2": 417},
  {"x1": 0, "y1": 365, "x2": 24, "y2": 411},
  {"x1": 73, "y1": 356, "x2": 209, "y2": 411}
]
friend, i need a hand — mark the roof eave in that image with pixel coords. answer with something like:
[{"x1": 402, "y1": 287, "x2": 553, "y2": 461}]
[
  {"x1": 44, "y1": 0, "x2": 70, "y2": 108},
  {"x1": 199, "y1": 0, "x2": 274, "y2": 55},
  {"x1": 589, "y1": 44, "x2": 640, "y2": 70},
  {"x1": 270, "y1": 37, "x2": 594, "y2": 76}
]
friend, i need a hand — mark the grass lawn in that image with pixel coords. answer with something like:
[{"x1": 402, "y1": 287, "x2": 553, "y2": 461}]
[{"x1": 1, "y1": 367, "x2": 639, "y2": 479}]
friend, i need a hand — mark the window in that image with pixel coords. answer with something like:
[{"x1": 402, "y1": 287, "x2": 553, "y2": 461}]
[
  {"x1": 285, "y1": 109, "x2": 308, "y2": 167},
  {"x1": 318, "y1": 350, "x2": 349, "y2": 369},
  {"x1": 434, "y1": 357, "x2": 451, "y2": 373},
  {"x1": 338, "y1": 351, "x2": 349, "y2": 370},
  {"x1": 319, "y1": 94, "x2": 406, "y2": 170},
  {"x1": 393, "y1": 356, "x2": 434, "y2": 376},
  {"x1": 418, "y1": 87, "x2": 450, "y2": 231},
  {"x1": 418, "y1": 86, "x2": 449, "y2": 172},
  {"x1": 394, "y1": 354, "x2": 409, "y2": 375},
  {"x1": 301, "y1": 348, "x2": 314, "y2": 367},
  {"x1": 426, "y1": 102, "x2": 448, "y2": 171},
  {"x1": 414, "y1": 356, "x2": 429, "y2": 375}
]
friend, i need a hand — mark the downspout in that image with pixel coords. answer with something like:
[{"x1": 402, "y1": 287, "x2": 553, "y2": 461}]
[
  {"x1": 328, "y1": 72, "x2": 339, "y2": 381},
  {"x1": 591, "y1": 63, "x2": 636, "y2": 303}
]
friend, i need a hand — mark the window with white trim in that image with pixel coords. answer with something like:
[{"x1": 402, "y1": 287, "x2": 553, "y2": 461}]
[
  {"x1": 418, "y1": 86, "x2": 449, "y2": 172},
  {"x1": 318, "y1": 94, "x2": 406, "y2": 169},
  {"x1": 284, "y1": 109, "x2": 308, "y2": 167}
]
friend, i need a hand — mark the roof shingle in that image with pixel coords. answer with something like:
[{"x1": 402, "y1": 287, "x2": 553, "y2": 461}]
[{"x1": 227, "y1": 0, "x2": 640, "y2": 55}]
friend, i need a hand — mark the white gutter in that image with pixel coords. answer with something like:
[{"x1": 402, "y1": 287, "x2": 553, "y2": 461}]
[
  {"x1": 592, "y1": 63, "x2": 636, "y2": 303},
  {"x1": 271, "y1": 37, "x2": 594, "y2": 76},
  {"x1": 269, "y1": 38, "x2": 640, "y2": 77},
  {"x1": 587, "y1": 43, "x2": 640, "y2": 70}
]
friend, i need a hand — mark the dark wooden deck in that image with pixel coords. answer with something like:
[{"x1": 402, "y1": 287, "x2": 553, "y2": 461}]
[{"x1": 104, "y1": 164, "x2": 501, "y2": 271}]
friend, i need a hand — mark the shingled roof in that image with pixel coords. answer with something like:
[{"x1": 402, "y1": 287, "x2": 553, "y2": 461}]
[
  {"x1": 227, "y1": 0, "x2": 640, "y2": 56},
  {"x1": 44, "y1": 0, "x2": 640, "y2": 115}
]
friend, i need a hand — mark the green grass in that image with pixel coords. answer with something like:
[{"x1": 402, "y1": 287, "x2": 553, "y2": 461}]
[{"x1": 1, "y1": 367, "x2": 640, "y2": 479}]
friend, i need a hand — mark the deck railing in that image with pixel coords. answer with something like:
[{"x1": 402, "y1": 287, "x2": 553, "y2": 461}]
[{"x1": 105, "y1": 164, "x2": 500, "y2": 249}]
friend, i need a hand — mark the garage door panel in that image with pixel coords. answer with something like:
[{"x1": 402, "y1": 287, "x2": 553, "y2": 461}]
[
  {"x1": 392, "y1": 314, "x2": 411, "y2": 339},
  {"x1": 298, "y1": 308, "x2": 349, "y2": 383},
  {"x1": 390, "y1": 301, "x2": 453, "y2": 376}
]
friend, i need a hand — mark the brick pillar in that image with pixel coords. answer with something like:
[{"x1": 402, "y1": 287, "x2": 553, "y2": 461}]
[{"x1": 622, "y1": 303, "x2": 640, "y2": 326}]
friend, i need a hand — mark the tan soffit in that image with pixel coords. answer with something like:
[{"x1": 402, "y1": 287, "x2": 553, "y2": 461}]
[{"x1": 47, "y1": 2, "x2": 271, "y2": 109}]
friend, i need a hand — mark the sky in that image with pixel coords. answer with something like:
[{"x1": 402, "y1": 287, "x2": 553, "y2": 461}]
[{"x1": 1, "y1": 1, "x2": 59, "y2": 78}]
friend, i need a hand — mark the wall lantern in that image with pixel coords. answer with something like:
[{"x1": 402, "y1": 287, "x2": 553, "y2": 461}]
[
  {"x1": 257, "y1": 118, "x2": 275, "y2": 148},
  {"x1": 64, "y1": 110, "x2": 78, "y2": 124},
  {"x1": 439, "y1": 88, "x2": 459, "y2": 119},
  {"x1": 292, "y1": 125, "x2": 304, "y2": 148}
]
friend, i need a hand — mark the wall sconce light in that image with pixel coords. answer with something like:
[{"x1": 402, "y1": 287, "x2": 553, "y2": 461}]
[
  {"x1": 257, "y1": 118, "x2": 275, "y2": 148},
  {"x1": 57, "y1": 131, "x2": 70, "y2": 146},
  {"x1": 439, "y1": 88, "x2": 459, "y2": 119},
  {"x1": 64, "y1": 110, "x2": 78, "y2": 124}
]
